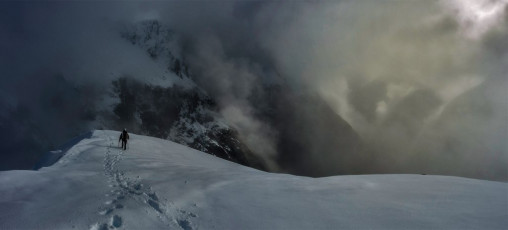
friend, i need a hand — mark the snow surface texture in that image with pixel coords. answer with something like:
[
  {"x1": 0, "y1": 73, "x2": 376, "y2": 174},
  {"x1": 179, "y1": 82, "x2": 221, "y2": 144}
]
[{"x1": 0, "y1": 130, "x2": 506, "y2": 229}]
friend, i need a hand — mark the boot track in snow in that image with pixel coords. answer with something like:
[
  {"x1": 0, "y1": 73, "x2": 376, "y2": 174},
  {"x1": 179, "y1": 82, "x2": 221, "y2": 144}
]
[{"x1": 90, "y1": 134, "x2": 197, "y2": 230}]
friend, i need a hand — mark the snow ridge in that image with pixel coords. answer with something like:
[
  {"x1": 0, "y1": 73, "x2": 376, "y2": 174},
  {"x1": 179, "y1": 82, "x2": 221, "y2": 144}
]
[
  {"x1": 1, "y1": 131, "x2": 506, "y2": 230},
  {"x1": 91, "y1": 133, "x2": 197, "y2": 230}
]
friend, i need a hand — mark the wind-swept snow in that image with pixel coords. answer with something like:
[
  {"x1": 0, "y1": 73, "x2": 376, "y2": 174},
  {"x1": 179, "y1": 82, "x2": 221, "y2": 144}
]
[{"x1": 0, "y1": 130, "x2": 506, "y2": 229}]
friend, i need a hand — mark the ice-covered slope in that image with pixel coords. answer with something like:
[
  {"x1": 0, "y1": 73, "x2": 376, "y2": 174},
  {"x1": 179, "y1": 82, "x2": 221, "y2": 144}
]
[{"x1": 0, "y1": 130, "x2": 506, "y2": 230}]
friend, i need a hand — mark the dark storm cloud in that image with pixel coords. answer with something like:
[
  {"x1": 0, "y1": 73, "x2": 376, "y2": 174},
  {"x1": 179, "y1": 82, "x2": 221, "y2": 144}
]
[{"x1": 0, "y1": 0, "x2": 506, "y2": 180}]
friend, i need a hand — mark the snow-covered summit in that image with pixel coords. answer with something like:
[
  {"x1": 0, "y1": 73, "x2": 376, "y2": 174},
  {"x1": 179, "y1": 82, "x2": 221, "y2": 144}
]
[{"x1": 1, "y1": 130, "x2": 506, "y2": 229}]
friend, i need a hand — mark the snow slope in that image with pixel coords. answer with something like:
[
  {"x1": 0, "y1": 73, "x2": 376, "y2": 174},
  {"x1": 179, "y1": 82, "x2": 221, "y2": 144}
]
[{"x1": 0, "y1": 130, "x2": 506, "y2": 230}]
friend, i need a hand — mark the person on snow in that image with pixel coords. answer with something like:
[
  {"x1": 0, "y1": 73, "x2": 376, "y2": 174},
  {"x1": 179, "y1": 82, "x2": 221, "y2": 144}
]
[{"x1": 119, "y1": 129, "x2": 129, "y2": 150}]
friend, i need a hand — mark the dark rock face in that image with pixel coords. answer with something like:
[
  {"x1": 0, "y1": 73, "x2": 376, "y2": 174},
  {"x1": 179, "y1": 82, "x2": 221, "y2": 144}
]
[
  {"x1": 120, "y1": 20, "x2": 189, "y2": 78},
  {"x1": 112, "y1": 20, "x2": 266, "y2": 170},
  {"x1": 110, "y1": 77, "x2": 266, "y2": 170}
]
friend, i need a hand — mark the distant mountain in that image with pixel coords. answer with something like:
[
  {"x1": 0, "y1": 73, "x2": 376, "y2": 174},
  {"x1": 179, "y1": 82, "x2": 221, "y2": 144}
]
[
  {"x1": 108, "y1": 20, "x2": 365, "y2": 176},
  {"x1": 249, "y1": 85, "x2": 366, "y2": 176},
  {"x1": 106, "y1": 20, "x2": 266, "y2": 170},
  {"x1": 1, "y1": 19, "x2": 364, "y2": 176}
]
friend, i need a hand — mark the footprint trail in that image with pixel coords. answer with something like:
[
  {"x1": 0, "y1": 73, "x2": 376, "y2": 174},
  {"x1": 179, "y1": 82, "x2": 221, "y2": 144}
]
[{"x1": 90, "y1": 134, "x2": 197, "y2": 230}]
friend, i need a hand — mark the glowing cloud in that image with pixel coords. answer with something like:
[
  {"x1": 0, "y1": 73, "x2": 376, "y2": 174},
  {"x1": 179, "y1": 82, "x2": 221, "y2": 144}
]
[{"x1": 442, "y1": 0, "x2": 508, "y2": 39}]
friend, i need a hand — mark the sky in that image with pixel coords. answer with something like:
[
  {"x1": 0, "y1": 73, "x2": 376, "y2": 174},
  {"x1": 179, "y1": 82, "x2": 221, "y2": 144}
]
[{"x1": 0, "y1": 0, "x2": 507, "y2": 180}]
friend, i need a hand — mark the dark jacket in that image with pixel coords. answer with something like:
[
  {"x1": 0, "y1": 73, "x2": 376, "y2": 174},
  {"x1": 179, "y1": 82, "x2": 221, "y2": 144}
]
[{"x1": 119, "y1": 130, "x2": 129, "y2": 142}]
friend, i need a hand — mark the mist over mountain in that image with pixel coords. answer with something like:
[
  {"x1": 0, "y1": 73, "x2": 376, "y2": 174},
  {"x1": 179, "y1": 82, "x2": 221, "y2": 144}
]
[{"x1": 0, "y1": 0, "x2": 506, "y2": 181}]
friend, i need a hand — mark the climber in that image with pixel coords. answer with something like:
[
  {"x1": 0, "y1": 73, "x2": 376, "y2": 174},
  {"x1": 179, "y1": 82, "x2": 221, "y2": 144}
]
[{"x1": 119, "y1": 129, "x2": 129, "y2": 150}]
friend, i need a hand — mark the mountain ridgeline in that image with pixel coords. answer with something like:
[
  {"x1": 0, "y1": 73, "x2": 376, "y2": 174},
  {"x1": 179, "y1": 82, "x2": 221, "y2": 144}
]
[
  {"x1": 110, "y1": 77, "x2": 265, "y2": 170},
  {"x1": 111, "y1": 20, "x2": 366, "y2": 176},
  {"x1": 1, "y1": 20, "x2": 365, "y2": 177},
  {"x1": 109, "y1": 20, "x2": 266, "y2": 170}
]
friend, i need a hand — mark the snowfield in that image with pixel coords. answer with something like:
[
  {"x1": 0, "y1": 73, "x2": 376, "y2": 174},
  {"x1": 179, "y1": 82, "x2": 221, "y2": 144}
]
[{"x1": 0, "y1": 130, "x2": 506, "y2": 230}]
